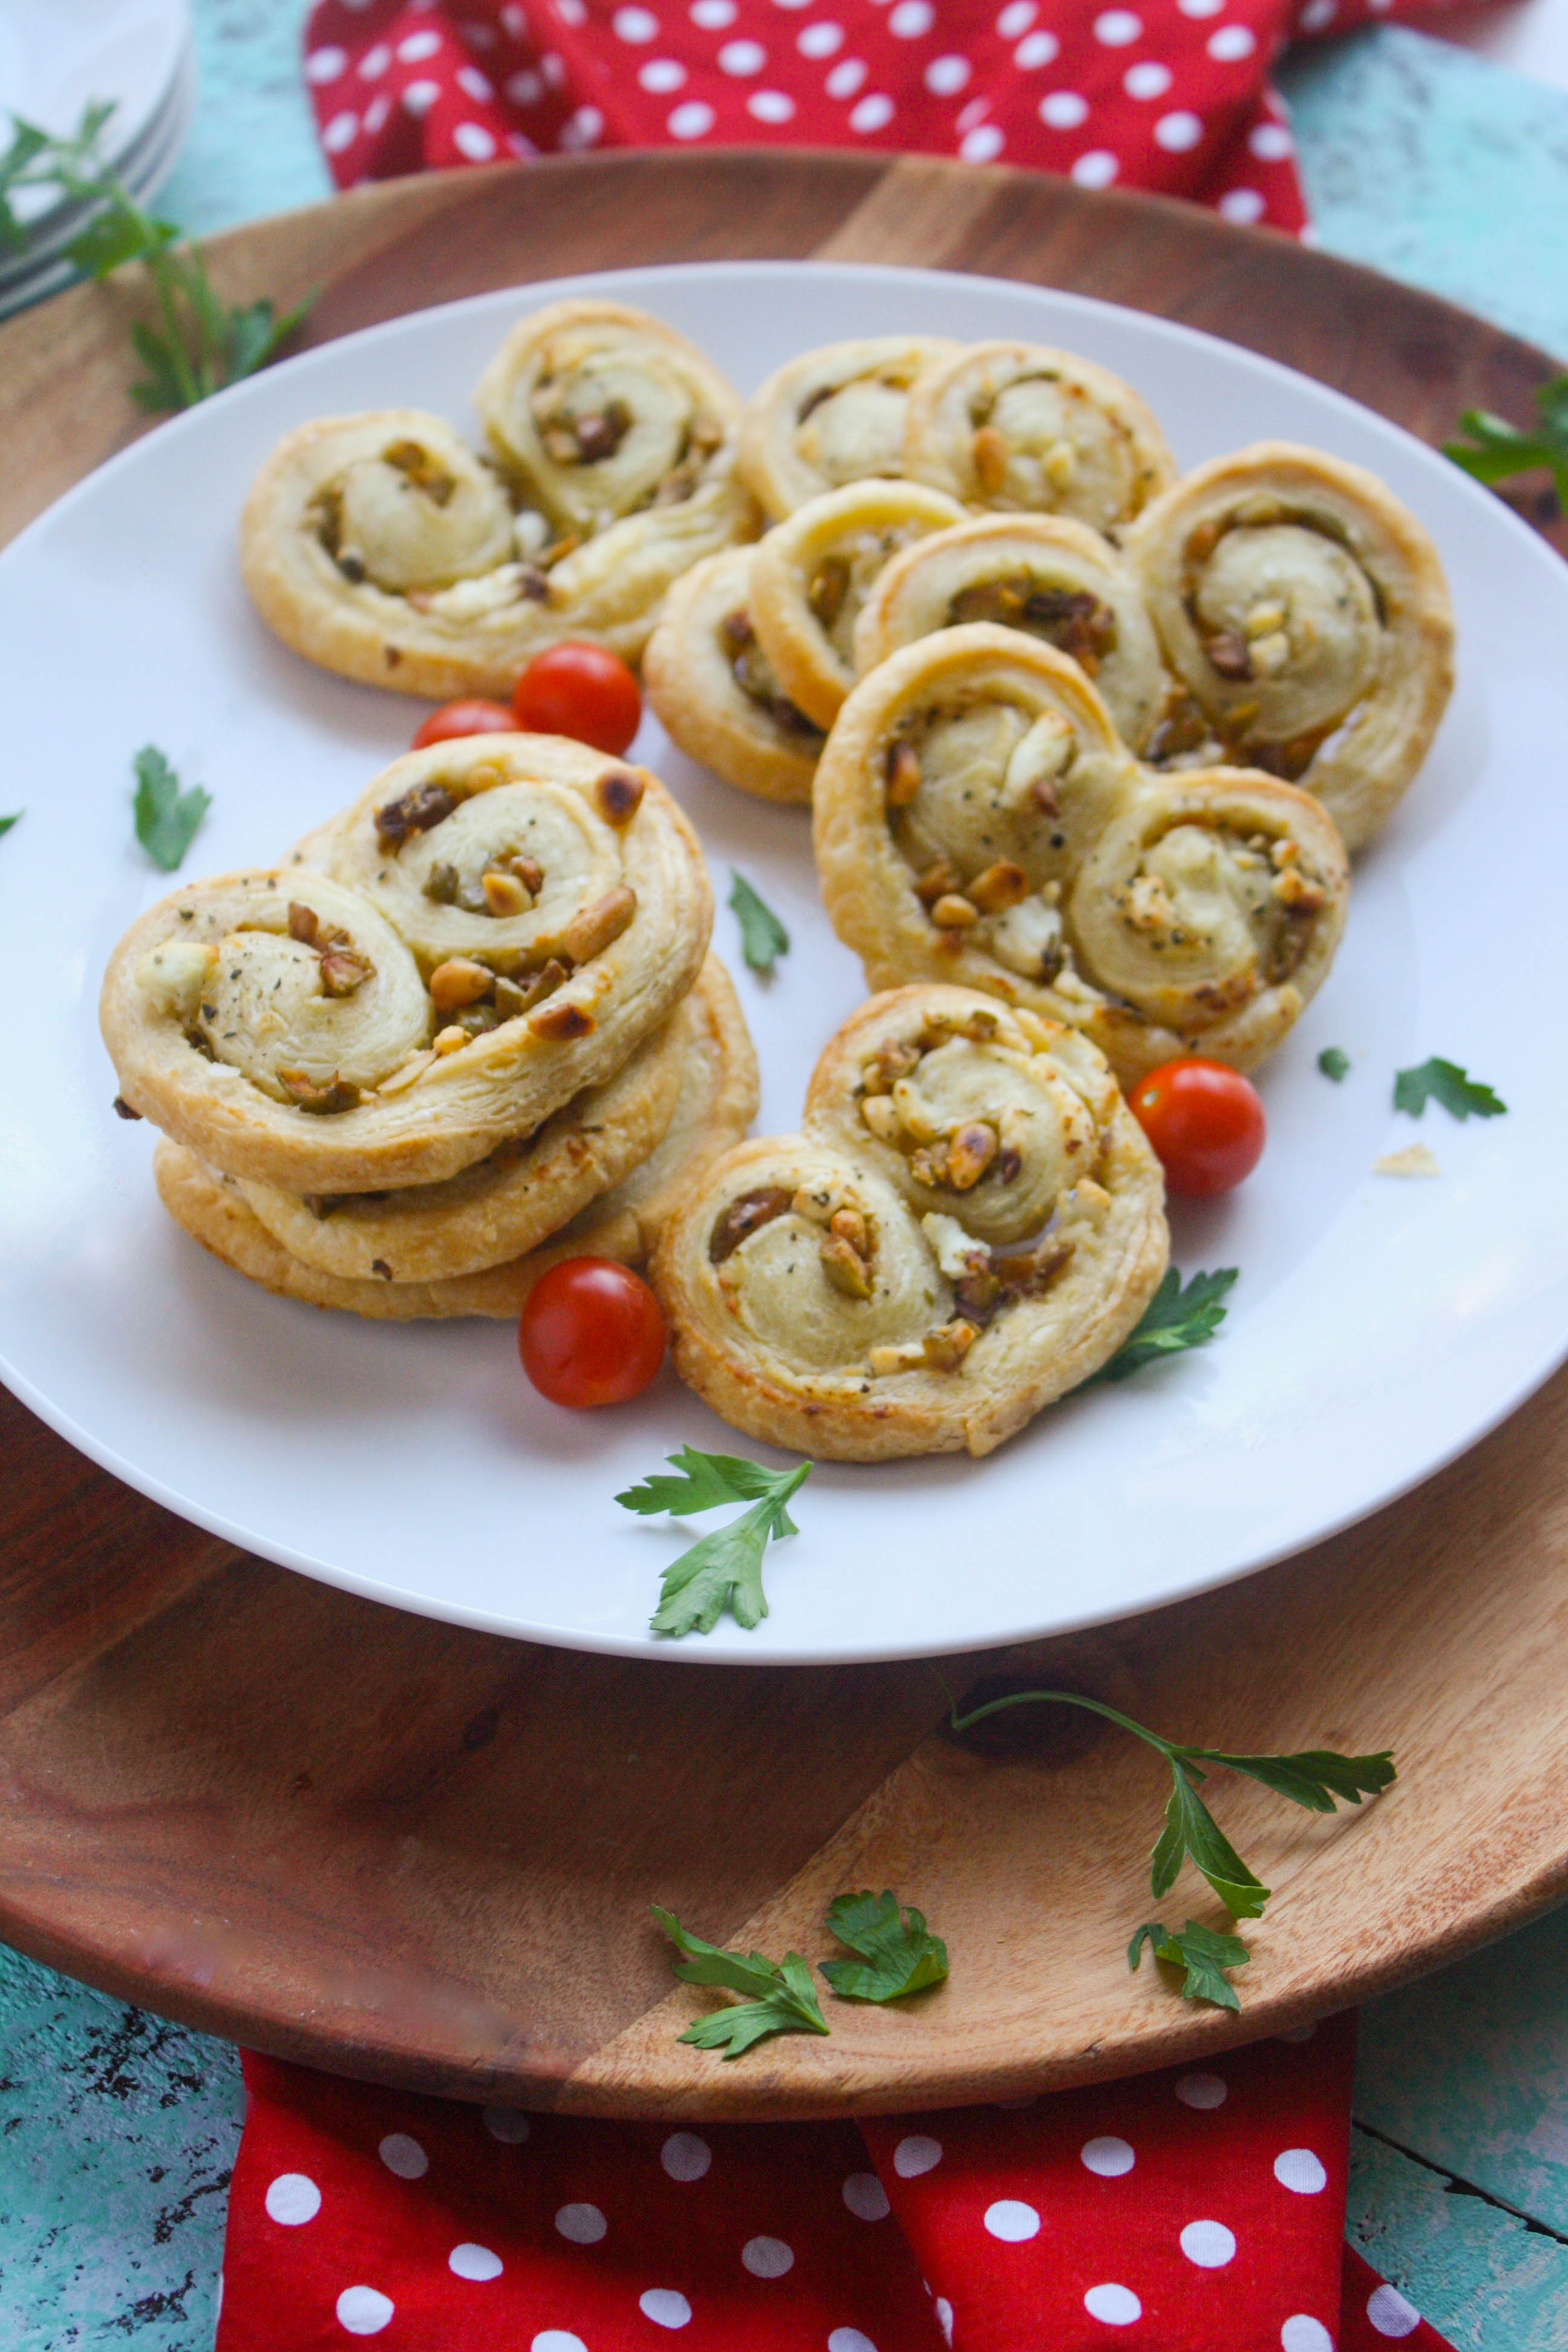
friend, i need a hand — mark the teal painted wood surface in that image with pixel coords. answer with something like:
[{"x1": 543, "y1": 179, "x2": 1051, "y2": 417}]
[{"x1": 4, "y1": 5, "x2": 1568, "y2": 2345}]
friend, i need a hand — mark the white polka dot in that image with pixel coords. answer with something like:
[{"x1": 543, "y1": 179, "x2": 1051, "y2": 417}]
[
  {"x1": 828, "y1": 2334, "x2": 877, "y2": 2352},
  {"x1": 997, "y1": 0, "x2": 1036, "y2": 31},
  {"x1": 933, "y1": 2301, "x2": 954, "y2": 2348},
  {"x1": 534, "y1": 2338, "x2": 589, "y2": 2352},
  {"x1": 925, "y1": 51, "x2": 970, "y2": 91},
  {"x1": 956, "y1": 93, "x2": 990, "y2": 128},
  {"x1": 691, "y1": 0, "x2": 736, "y2": 20},
  {"x1": 555, "y1": 0, "x2": 587, "y2": 18},
  {"x1": 306, "y1": 46, "x2": 349, "y2": 83},
  {"x1": 358, "y1": 42, "x2": 392, "y2": 76},
  {"x1": 667, "y1": 99, "x2": 716, "y2": 135},
  {"x1": 1085, "y1": 2284, "x2": 1142, "y2": 2327},
  {"x1": 265, "y1": 2173, "x2": 321, "y2": 2225},
  {"x1": 1220, "y1": 188, "x2": 1266, "y2": 222},
  {"x1": 1071, "y1": 148, "x2": 1119, "y2": 186},
  {"x1": 1299, "y1": 0, "x2": 1336, "y2": 24},
  {"x1": 403, "y1": 79, "x2": 440, "y2": 113},
  {"x1": 1178, "y1": 0, "x2": 1224, "y2": 15},
  {"x1": 842, "y1": 2172, "x2": 890, "y2": 2221},
  {"x1": 502, "y1": 4, "x2": 529, "y2": 32},
  {"x1": 743, "y1": 2236, "x2": 795, "y2": 2277},
  {"x1": 800, "y1": 21, "x2": 844, "y2": 54},
  {"x1": 1094, "y1": 9, "x2": 1142, "y2": 41},
  {"x1": 639, "y1": 57, "x2": 685, "y2": 88},
  {"x1": 719, "y1": 36, "x2": 766, "y2": 69},
  {"x1": 379, "y1": 2132, "x2": 429, "y2": 2180},
  {"x1": 559, "y1": 104, "x2": 603, "y2": 146},
  {"x1": 454, "y1": 120, "x2": 497, "y2": 157},
  {"x1": 322, "y1": 111, "x2": 360, "y2": 153},
  {"x1": 1281, "y1": 2320, "x2": 1335, "y2": 2352},
  {"x1": 1209, "y1": 22, "x2": 1256, "y2": 57},
  {"x1": 1039, "y1": 90, "x2": 1088, "y2": 128},
  {"x1": 641, "y1": 2290, "x2": 693, "y2": 2328},
  {"x1": 1124, "y1": 58, "x2": 1171, "y2": 96},
  {"x1": 506, "y1": 67, "x2": 545, "y2": 100},
  {"x1": 893, "y1": 2135, "x2": 943, "y2": 2178},
  {"x1": 1175, "y1": 2072, "x2": 1227, "y2": 2109},
  {"x1": 458, "y1": 63, "x2": 494, "y2": 98},
  {"x1": 1275, "y1": 2148, "x2": 1328, "y2": 2195},
  {"x1": 748, "y1": 88, "x2": 795, "y2": 118},
  {"x1": 337, "y1": 2288, "x2": 394, "y2": 2337},
  {"x1": 889, "y1": 0, "x2": 934, "y2": 32},
  {"x1": 451, "y1": 2243, "x2": 504, "y2": 2281},
  {"x1": 1180, "y1": 2220, "x2": 1237, "y2": 2268},
  {"x1": 364, "y1": 93, "x2": 391, "y2": 130},
  {"x1": 399, "y1": 28, "x2": 443, "y2": 58},
  {"x1": 483, "y1": 2107, "x2": 531, "y2": 2143},
  {"x1": 556, "y1": 2201, "x2": 609, "y2": 2243},
  {"x1": 1367, "y1": 2285, "x2": 1422, "y2": 2339},
  {"x1": 1155, "y1": 109, "x2": 1203, "y2": 151},
  {"x1": 849, "y1": 92, "x2": 894, "y2": 131},
  {"x1": 1014, "y1": 31, "x2": 1058, "y2": 66},
  {"x1": 507, "y1": 129, "x2": 539, "y2": 154},
  {"x1": 615, "y1": 4, "x2": 660, "y2": 35},
  {"x1": 661, "y1": 2132, "x2": 712, "y2": 2181},
  {"x1": 984, "y1": 2199, "x2": 1041, "y2": 2242},
  {"x1": 961, "y1": 123, "x2": 1004, "y2": 160},
  {"x1": 826, "y1": 57, "x2": 867, "y2": 95},
  {"x1": 1081, "y1": 2135, "x2": 1135, "y2": 2177},
  {"x1": 1250, "y1": 121, "x2": 1294, "y2": 159}
]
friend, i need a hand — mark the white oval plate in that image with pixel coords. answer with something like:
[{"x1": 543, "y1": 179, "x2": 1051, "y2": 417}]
[{"x1": 2, "y1": 260, "x2": 1566, "y2": 1665}]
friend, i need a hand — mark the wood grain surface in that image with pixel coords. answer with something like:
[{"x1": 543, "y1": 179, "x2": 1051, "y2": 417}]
[{"x1": 0, "y1": 150, "x2": 1564, "y2": 2118}]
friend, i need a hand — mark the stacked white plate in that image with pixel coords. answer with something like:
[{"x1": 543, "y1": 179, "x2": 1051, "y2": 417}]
[{"x1": 0, "y1": 0, "x2": 194, "y2": 321}]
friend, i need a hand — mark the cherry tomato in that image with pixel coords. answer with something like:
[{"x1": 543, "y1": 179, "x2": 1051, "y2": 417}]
[
  {"x1": 1128, "y1": 1058, "x2": 1267, "y2": 1199},
  {"x1": 410, "y1": 699, "x2": 516, "y2": 749},
  {"x1": 519, "y1": 1257, "x2": 666, "y2": 1408},
  {"x1": 512, "y1": 642, "x2": 642, "y2": 757}
]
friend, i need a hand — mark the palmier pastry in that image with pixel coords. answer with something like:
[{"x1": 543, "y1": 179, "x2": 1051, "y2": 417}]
[
  {"x1": 903, "y1": 342, "x2": 1176, "y2": 534},
  {"x1": 154, "y1": 958, "x2": 758, "y2": 1320},
  {"x1": 748, "y1": 480, "x2": 967, "y2": 731},
  {"x1": 473, "y1": 298, "x2": 757, "y2": 645},
  {"x1": 240, "y1": 409, "x2": 580, "y2": 701},
  {"x1": 813, "y1": 625, "x2": 1348, "y2": 1083},
  {"x1": 653, "y1": 986, "x2": 1168, "y2": 1460},
  {"x1": 852, "y1": 513, "x2": 1174, "y2": 754},
  {"x1": 642, "y1": 546, "x2": 825, "y2": 805},
  {"x1": 736, "y1": 336, "x2": 962, "y2": 521},
  {"x1": 1124, "y1": 443, "x2": 1454, "y2": 849},
  {"x1": 103, "y1": 735, "x2": 711, "y2": 1192}
]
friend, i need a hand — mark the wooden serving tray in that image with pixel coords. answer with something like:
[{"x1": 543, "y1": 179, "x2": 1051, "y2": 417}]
[{"x1": 1, "y1": 152, "x2": 1564, "y2": 2120}]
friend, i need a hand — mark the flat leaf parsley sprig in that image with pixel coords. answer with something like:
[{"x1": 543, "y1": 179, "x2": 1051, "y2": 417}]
[
  {"x1": 1094, "y1": 1267, "x2": 1238, "y2": 1383},
  {"x1": 821, "y1": 1891, "x2": 949, "y2": 2003},
  {"x1": 618, "y1": 1446, "x2": 811, "y2": 1636},
  {"x1": 653, "y1": 1890, "x2": 948, "y2": 2058},
  {"x1": 1393, "y1": 1057, "x2": 1506, "y2": 1122},
  {"x1": 1445, "y1": 376, "x2": 1568, "y2": 515},
  {"x1": 132, "y1": 745, "x2": 211, "y2": 872},
  {"x1": 728, "y1": 869, "x2": 789, "y2": 976}
]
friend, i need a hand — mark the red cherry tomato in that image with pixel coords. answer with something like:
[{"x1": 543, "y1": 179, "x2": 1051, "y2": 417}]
[
  {"x1": 1128, "y1": 1058, "x2": 1266, "y2": 1199},
  {"x1": 512, "y1": 642, "x2": 642, "y2": 757},
  {"x1": 410, "y1": 699, "x2": 516, "y2": 749},
  {"x1": 518, "y1": 1257, "x2": 667, "y2": 1408}
]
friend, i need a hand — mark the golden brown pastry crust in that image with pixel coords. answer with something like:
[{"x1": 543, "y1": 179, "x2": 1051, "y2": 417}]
[
  {"x1": 903, "y1": 342, "x2": 1177, "y2": 532},
  {"x1": 653, "y1": 985, "x2": 1168, "y2": 1460},
  {"x1": 852, "y1": 512, "x2": 1174, "y2": 756},
  {"x1": 736, "y1": 336, "x2": 963, "y2": 521},
  {"x1": 1123, "y1": 442, "x2": 1455, "y2": 850},
  {"x1": 642, "y1": 544, "x2": 824, "y2": 805},
  {"x1": 101, "y1": 734, "x2": 712, "y2": 1192},
  {"x1": 154, "y1": 958, "x2": 758, "y2": 1320},
  {"x1": 812, "y1": 624, "x2": 1349, "y2": 1084},
  {"x1": 748, "y1": 480, "x2": 968, "y2": 731}
]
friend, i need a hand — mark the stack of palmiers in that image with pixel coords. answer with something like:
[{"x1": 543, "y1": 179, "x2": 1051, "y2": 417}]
[{"x1": 100, "y1": 733, "x2": 756, "y2": 1319}]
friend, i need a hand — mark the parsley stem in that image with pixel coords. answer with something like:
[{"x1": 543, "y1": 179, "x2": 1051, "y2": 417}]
[{"x1": 947, "y1": 1686, "x2": 1177, "y2": 1762}]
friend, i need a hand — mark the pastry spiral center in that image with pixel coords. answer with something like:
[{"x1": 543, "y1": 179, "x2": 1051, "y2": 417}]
[
  {"x1": 717, "y1": 1195, "x2": 944, "y2": 1371},
  {"x1": 360, "y1": 780, "x2": 622, "y2": 970},
  {"x1": 877, "y1": 1036, "x2": 1097, "y2": 1247},
  {"x1": 531, "y1": 351, "x2": 700, "y2": 519},
  {"x1": 329, "y1": 443, "x2": 515, "y2": 592},
  {"x1": 979, "y1": 375, "x2": 1137, "y2": 517},
  {"x1": 1071, "y1": 817, "x2": 1319, "y2": 1016},
  {"x1": 797, "y1": 378, "x2": 909, "y2": 485},
  {"x1": 1191, "y1": 521, "x2": 1381, "y2": 736}
]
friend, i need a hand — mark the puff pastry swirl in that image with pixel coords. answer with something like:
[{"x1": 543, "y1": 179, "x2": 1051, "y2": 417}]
[
  {"x1": 642, "y1": 544, "x2": 825, "y2": 805},
  {"x1": 653, "y1": 985, "x2": 1168, "y2": 1460},
  {"x1": 736, "y1": 336, "x2": 962, "y2": 521},
  {"x1": 1124, "y1": 442, "x2": 1454, "y2": 849}
]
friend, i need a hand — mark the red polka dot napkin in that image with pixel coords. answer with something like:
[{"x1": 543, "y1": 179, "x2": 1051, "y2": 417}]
[
  {"x1": 215, "y1": 2012, "x2": 1455, "y2": 2348},
  {"x1": 301, "y1": 0, "x2": 1479, "y2": 238}
]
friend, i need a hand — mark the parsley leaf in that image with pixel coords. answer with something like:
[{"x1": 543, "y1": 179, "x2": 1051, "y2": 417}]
[
  {"x1": 1393, "y1": 1057, "x2": 1506, "y2": 1122},
  {"x1": 820, "y1": 1891, "x2": 949, "y2": 2003},
  {"x1": 1445, "y1": 377, "x2": 1568, "y2": 513},
  {"x1": 1318, "y1": 1047, "x2": 1350, "y2": 1082},
  {"x1": 1129, "y1": 1919, "x2": 1251, "y2": 2012},
  {"x1": 1094, "y1": 1267, "x2": 1238, "y2": 1383},
  {"x1": 0, "y1": 812, "x2": 20, "y2": 840},
  {"x1": 1180, "y1": 1746, "x2": 1396, "y2": 1814},
  {"x1": 132, "y1": 745, "x2": 211, "y2": 872},
  {"x1": 652, "y1": 1906, "x2": 829, "y2": 2058},
  {"x1": 729, "y1": 869, "x2": 789, "y2": 975},
  {"x1": 621, "y1": 1447, "x2": 811, "y2": 1636}
]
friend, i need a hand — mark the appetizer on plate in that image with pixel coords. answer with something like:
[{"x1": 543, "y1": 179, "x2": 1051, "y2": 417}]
[
  {"x1": 642, "y1": 544, "x2": 825, "y2": 805},
  {"x1": 736, "y1": 334, "x2": 962, "y2": 520}
]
